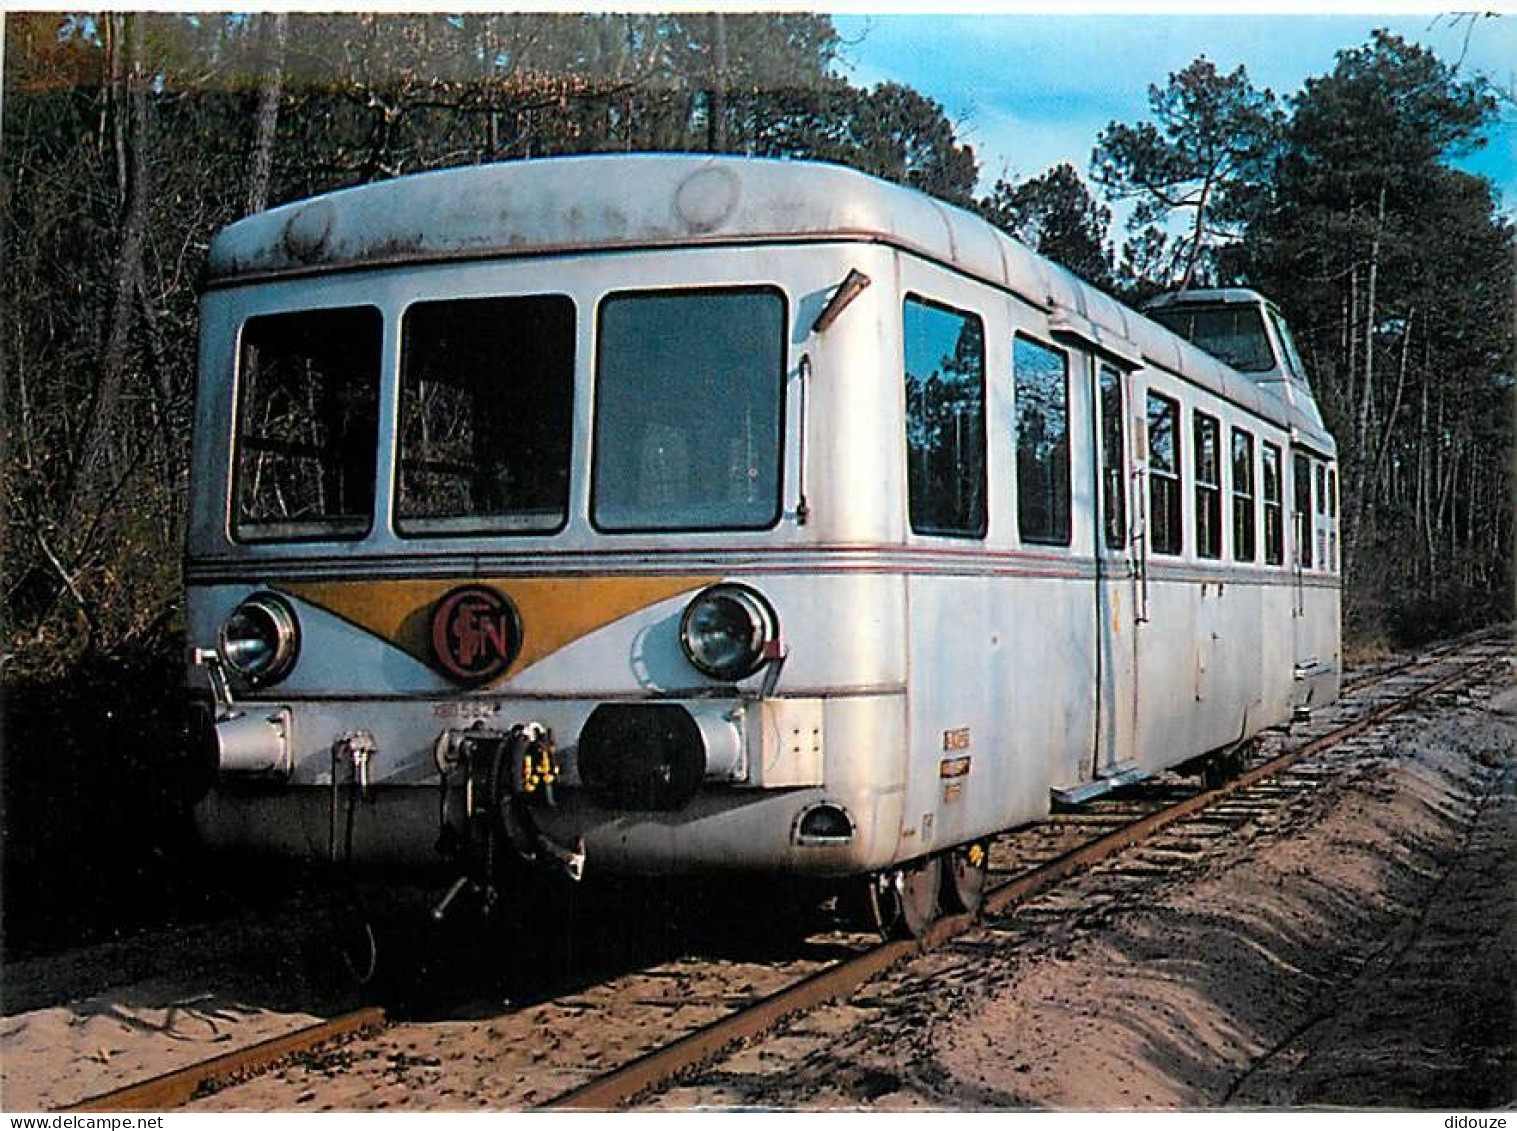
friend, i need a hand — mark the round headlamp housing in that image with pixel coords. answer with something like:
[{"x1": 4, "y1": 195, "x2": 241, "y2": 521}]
[
  {"x1": 679, "y1": 584, "x2": 777, "y2": 682},
  {"x1": 217, "y1": 592, "x2": 300, "y2": 687}
]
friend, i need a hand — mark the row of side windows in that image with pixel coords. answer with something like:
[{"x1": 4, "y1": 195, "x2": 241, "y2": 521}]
[
  {"x1": 1145, "y1": 389, "x2": 1289, "y2": 565},
  {"x1": 903, "y1": 294, "x2": 1338, "y2": 571},
  {"x1": 903, "y1": 296, "x2": 1075, "y2": 546},
  {"x1": 1145, "y1": 389, "x2": 1336, "y2": 570}
]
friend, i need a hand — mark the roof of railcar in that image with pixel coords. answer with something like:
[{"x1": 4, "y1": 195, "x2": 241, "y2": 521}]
[
  {"x1": 204, "y1": 154, "x2": 1333, "y2": 452},
  {"x1": 1144, "y1": 287, "x2": 1274, "y2": 310}
]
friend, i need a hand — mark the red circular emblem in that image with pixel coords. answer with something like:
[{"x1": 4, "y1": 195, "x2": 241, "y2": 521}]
[{"x1": 429, "y1": 585, "x2": 522, "y2": 685}]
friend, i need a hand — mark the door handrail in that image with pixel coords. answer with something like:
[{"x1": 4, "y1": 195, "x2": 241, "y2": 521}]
[{"x1": 1132, "y1": 464, "x2": 1150, "y2": 624}]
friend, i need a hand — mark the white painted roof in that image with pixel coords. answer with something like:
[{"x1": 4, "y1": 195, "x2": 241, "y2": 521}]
[
  {"x1": 1144, "y1": 287, "x2": 1272, "y2": 310},
  {"x1": 205, "y1": 154, "x2": 1333, "y2": 452}
]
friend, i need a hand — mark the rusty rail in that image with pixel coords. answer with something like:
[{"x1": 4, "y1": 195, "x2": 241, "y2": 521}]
[
  {"x1": 59, "y1": 1007, "x2": 386, "y2": 1112},
  {"x1": 546, "y1": 647, "x2": 1507, "y2": 1110}
]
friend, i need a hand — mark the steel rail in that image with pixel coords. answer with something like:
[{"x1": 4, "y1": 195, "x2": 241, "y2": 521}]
[
  {"x1": 545, "y1": 646, "x2": 1507, "y2": 1110},
  {"x1": 58, "y1": 1007, "x2": 387, "y2": 1113}
]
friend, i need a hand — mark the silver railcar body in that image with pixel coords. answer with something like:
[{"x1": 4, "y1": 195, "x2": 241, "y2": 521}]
[{"x1": 185, "y1": 155, "x2": 1341, "y2": 887}]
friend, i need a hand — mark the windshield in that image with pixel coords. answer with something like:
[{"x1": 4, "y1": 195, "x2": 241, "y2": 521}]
[
  {"x1": 593, "y1": 287, "x2": 785, "y2": 532},
  {"x1": 1149, "y1": 304, "x2": 1278, "y2": 374},
  {"x1": 397, "y1": 294, "x2": 575, "y2": 535},
  {"x1": 1268, "y1": 307, "x2": 1308, "y2": 380},
  {"x1": 233, "y1": 306, "x2": 381, "y2": 541}
]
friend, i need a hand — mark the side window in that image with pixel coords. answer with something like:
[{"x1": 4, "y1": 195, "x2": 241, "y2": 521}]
[
  {"x1": 1315, "y1": 462, "x2": 1328, "y2": 570},
  {"x1": 233, "y1": 306, "x2": 382, "y2": 542},
  {"x1": 1293, "y1": 453, "x2": 1314, "y2": 569},
  {"x1": 1328, "y1": 466, "x2": 1339, "y2": 572},
  {"x1": 1147, "y1": 391, "x2": 1182, "y2": 555},
  {"x1": 1262, "y1": 442, "x2": 1284, "y2": 565},
  {"x1": 1292, "y1": 451, "x2": 1316, "y2": 567},
  {"x1": 1013, "y1": 336, "x2": 1071, "y2": 546},
  {"x1": 903, "y1": 297, "x2": 987, "y2": 538},
  {"x1": 1193, "y1": 410, "x2": 1222, "y2": 560},
  {"x1": 1099, "y1": 364, "x2": 1127, "y2": 550},
  {"x1": 1232, "y1": 427, "x2": 1256, "y2": 562}
]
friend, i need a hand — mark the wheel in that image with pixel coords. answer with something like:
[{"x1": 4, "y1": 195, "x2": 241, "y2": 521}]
[
  {"x1": 1201, "y1": 759, "x2": 1228, "y2": 790},
  {"x1": 942, "y1": 841, "x2": 989, "y2": 916},
  {"x1": 896, "y1": 856, "x2": 942, "y2": 939},
  {"x1": 1202, "y1": 739, "x2": 1254, "y2": 789},
  {"x1": 858, "y1": 856, "x2": 943, "y2": 941},
  {"x1": 861, "y1": 872, "x2": 901, "y2": 939}
]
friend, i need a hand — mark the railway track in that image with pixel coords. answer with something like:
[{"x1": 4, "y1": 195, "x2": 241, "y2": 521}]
[
  {"x1": 1338, "y1": 625, "x2": 1502, "y2": 696},
  {"x1": 57, "y1": 629, "x2": 1511, "y2": 1113},
  {"x1": 551, "y1": 633, "x2": 1511, "y2": 1109}
]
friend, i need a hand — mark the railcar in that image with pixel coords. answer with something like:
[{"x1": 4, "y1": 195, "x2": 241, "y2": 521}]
[{"x1": 185, "y1": 155, "x2": 1340, "y2": 936}]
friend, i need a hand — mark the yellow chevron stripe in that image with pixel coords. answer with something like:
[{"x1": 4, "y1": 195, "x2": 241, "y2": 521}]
[{"x1": 277, "y1": 575, "x2": 713, "y2": 684}]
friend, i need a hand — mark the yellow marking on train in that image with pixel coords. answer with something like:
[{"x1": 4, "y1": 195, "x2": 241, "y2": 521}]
[{"x1": 277, "y1": 576, "x2": 713, "y2": 683}]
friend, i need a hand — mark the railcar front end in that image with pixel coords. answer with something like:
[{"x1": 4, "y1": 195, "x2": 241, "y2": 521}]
[{"x1": 186, "y1": 229, "x2": 918, "y2": 898}]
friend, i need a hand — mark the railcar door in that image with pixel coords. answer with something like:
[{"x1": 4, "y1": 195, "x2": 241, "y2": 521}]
[
  {"x1": 1292, "y1": 450, "x2": 1314, "y2": 701},
  {"x1": 1290, "y1": 448, "x2": 1337, "y2": 712},
  {"x1": 1090, "y1": 360, "x2": 1139, "y2": 779}
]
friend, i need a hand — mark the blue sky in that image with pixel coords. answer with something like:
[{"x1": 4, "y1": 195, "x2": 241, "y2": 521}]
[{"x1": 830, "y1": 13, "x2": 1516, "y2": 214}]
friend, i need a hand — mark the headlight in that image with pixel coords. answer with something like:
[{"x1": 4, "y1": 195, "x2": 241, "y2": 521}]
[
  {"x1": 679, "y1": 583, "x2": 777, "y2": 681},
  {"x1": 217, "y1": 592, "x2": 299, "y2": 686}
]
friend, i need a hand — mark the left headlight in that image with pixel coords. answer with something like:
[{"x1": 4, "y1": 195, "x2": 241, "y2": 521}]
[
  {"x1": 679, "y1": 583, "x2": 777, "y2": 681},
  {"x1": 218, "y1": 592, "x2": 300, "y2": 687}
]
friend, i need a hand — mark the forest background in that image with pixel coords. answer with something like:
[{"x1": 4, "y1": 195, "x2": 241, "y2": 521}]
[{"x1": 0, "y1": 12, "x2": 1511, "y2": 954}]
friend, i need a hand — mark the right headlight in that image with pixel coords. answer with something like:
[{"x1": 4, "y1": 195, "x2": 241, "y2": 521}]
[
  {"x1": 679, "y1": 583, "x2": 777, "y2": 681},
  {"x1": 217, "y1": 592, "x2": 300, "y2": 687}
]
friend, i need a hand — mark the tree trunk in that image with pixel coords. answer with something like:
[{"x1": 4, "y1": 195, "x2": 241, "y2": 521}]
[
  {"x1": 1347, "y1": 277, "x2": 1359, "y2": 424},
  {"x1": 1345, "y1": 186, "x2": 1386, "y2": 575},
  {"x1": 1416, "y1": 372, "x2": 1433, "y2": 592},
  {"x1": 1178, "y1": 174, "x2": 1213, "y2": 291},
  {"x1": 64, "y1": 13, "x2": 151, "y2": 533},
  {"x1": 107, "y1": 14, "x2": 127, "y2": 198},
  {"x1": 245, "y1": 11, "x2": 288, "y2": 216},
  {"x1": 1371, "y1": 304, "x2": 1414, "y2": 491},
  {"x1": 707, "y1": 12, "x2": 728, "y2": 153}
]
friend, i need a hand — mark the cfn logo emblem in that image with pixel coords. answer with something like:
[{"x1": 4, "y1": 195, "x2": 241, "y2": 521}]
[{"x1": 429, "y1": 585, "x2": 522, "y2": 684}]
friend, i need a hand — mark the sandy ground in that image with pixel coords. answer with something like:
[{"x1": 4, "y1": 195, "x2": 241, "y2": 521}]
[
  {"x1": 0, "y1": 897, "x2": 357, "y2": 1111},
  {"x1": 4, "y1": 659, "x2": 1512, "y2": 1112},
  {"x1": 652, "y1": 671, "x2": 1517, "y2": 1110},
  {"x1": 187, "y1": 948, "x2": 834, "y2": 1111}
]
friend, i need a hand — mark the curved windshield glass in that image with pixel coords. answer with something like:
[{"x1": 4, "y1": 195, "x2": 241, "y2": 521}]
[
  {"x1": 1268, "y1": 307, "x2": 1308, "y2": 380},
  {"x1": 233, "y1": 306, "x2": 381, "y2": 541},
  {"x1": 1149, "y1": 304, "x2": 1277, "y2": 373}
]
